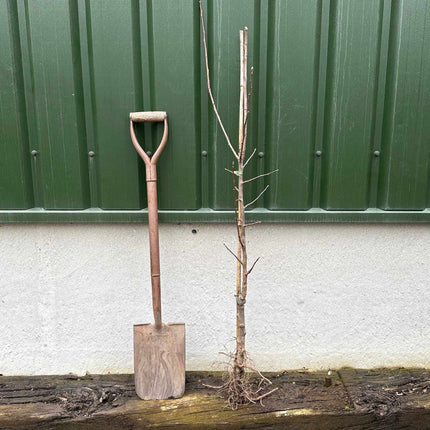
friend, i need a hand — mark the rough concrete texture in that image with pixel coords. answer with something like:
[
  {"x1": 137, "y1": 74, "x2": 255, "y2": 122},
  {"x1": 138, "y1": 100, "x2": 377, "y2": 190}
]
[{"x1": 0, "y1": 223, "x2": 429, "y2": 375}]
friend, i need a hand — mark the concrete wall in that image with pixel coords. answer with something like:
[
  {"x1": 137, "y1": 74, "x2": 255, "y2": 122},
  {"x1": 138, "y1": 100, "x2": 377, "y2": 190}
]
[{"x1": 0, "y1": 223, "x2": 429, "y2": 375}]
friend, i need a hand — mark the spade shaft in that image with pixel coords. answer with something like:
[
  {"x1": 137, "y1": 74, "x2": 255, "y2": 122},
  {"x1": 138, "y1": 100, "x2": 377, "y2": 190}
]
[
  {"x1": 129, "y1": 112, "x2": 168, "y2": 328},
  {"x1": 146, "y1": 180, "x2": 162, "y2": 329}
]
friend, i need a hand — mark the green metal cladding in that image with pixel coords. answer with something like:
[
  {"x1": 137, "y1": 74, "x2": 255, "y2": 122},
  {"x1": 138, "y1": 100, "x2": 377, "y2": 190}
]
[{"x1": 1, "y1": 0, "x2": 429, "y2": 222}]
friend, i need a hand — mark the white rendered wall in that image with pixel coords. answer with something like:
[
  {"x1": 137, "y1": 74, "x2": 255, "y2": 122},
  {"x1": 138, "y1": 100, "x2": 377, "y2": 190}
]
[{"x1": 0, "y1": 223, "x2": 429, "y2": 375}]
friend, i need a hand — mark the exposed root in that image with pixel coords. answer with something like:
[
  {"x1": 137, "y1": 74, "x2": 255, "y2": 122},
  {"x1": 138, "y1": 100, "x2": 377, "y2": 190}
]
[{"x1": 208, "y1": 352, "x2": 278, "y2": 409}]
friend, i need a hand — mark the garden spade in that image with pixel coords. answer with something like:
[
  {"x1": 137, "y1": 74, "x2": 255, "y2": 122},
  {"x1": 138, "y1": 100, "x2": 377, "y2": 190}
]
[{"x1": 129, "y1": 111, "x2": 185, "y2": 400}]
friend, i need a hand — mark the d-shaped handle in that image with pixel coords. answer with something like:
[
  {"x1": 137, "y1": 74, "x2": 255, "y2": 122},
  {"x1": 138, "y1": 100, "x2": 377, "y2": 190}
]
[{"x1": 129, "y1": 111, "x2": 168, "y2": 182}]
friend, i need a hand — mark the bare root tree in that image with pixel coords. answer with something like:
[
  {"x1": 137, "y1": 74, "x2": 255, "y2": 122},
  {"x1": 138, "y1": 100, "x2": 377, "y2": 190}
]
[{"x1": 199, "y1": 2, "x2": 278, "y2": 408}]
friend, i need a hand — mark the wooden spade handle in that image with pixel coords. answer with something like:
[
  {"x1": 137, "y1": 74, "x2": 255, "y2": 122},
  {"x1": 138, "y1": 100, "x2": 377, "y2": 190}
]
[
  {"x1": 130, "y1": 111, "x2": 167, "y2": 122},
  {"x1": 146, "y1": 180, "x2": 162, "y2": 329},
  {"x1": 129, "y1": 113, "x2": 169, "y2": 329}
]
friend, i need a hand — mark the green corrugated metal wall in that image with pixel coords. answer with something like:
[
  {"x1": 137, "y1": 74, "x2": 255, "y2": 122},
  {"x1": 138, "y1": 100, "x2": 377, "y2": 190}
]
[{"x1": 1, "y1": 0, "x2": 429, "y2": 222}]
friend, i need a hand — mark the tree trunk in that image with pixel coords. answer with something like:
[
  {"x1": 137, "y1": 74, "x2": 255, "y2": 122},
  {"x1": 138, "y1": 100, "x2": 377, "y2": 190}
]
[{"x1": 234, "y1": 27, "x2": 248, "y2": 379}]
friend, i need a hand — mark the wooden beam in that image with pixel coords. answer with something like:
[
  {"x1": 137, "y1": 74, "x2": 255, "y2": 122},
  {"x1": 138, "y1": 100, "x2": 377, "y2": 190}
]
[{"x1": 0, "y1": 370, "x2": 429, "y2": 429}]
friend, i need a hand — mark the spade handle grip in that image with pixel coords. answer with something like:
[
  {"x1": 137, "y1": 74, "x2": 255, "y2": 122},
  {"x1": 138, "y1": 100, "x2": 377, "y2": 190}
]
[{"x1": 130, "y1": 111, "x2": 167, "y2": 122}]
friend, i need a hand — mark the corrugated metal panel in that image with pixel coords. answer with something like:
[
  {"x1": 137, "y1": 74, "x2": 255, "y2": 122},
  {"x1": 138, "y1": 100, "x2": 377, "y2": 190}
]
[
  {"x1": 378, "y1": 0, "x2": 430, "y2": 210},
  {"x1": 0, "y1": 0, "x2": 33, "y2": 209},
  {"x1": 1, "y1": 0, "x2": 429, "y2": 222},
  {"x1": 321, "y1": 0, "x2": 382, "y2": 210},
  {"x1": 266, "y1": 0, "x2": 319, "y2": 210}
]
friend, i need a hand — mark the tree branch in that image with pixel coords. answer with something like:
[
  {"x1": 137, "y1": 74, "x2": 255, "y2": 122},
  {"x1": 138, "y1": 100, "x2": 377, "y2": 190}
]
[
  {"x1": 224, "y1": 168, "x2": 244, "y2": 177},
  {"x1": 199, "y1": 1, "x2": 239, "y2": 160},
  {"x1": 231, "y1": 163, "x2": 239, "y2": 225},
  {"x1": 251, "y1": 387, "x2": 279, "y2": 403},
  {"x1": 244, "y1": 185, "x2": 269, "y2": 208},
  {"x1": 242, "y1": 66, "x2": 254, "y2": 150},
  {"x1": 244, "y1": 221, "x2": 261, "y2": 227},
  {"x1": 223, "y1": 243, "x2": 243, "y2": 266},
  {"x1": 242, "y1": 169, "x2": 279, "y2": 184},
  {"x1": 243, "y1": 148, "x2": 256, "y2": 168},
  {"x1": 246, "y1": 257, "x2": 260, "y2": 276}
]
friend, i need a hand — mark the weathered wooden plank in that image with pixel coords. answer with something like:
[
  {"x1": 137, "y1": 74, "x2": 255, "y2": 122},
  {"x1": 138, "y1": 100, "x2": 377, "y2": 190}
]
[
  {"x1": 0, "y1": 370, "x2": 429, "y2": 429},
  {"x1": 338, "y1": 367, "x2": 430, "y2": 416}
]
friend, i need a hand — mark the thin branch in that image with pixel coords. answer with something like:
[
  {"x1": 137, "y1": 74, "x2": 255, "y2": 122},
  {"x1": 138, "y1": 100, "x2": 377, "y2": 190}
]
[
  {"x1": 245, "y1": 364, "x2": 273, "y2": 385},
  {"x1": 236, "y1": 200, "x2": 245, "y2": 249},
  {"x1": 218, "y1": 351, "x2": 234, "y2": 358},
  {"x1": 199, "y1": 1, "x2": 239, "y2": 160},
  {"x1": 244, "y1": 185, "x2": 269, "y2": 208},
  {"x1": 238, "y1": 29, "x2": 244, "y2": 156},
  {"x1": 223, "y1": 243, "x2": 243, "y2": 266},
  {"x1": 251, "y1": 387, "x2": 279, "y2": 402},
  {"x1": 224, "y1": 167, "x2": 244, "y2": 178},
  {"x1": 243, "y1": 148, "x2": 256, "y2": 168},
  {"x1": 244, "y1": 221, "x2": 261, "y2": 227},
  {"x1": 236, "y1": 207, "x2": 245, "y2": 250},
  {"x1": 246, "y1": 257, "x2": 260, "y2": 276},
  {"x1": 231, "y1": 163, "x2": 244, "y2": 250},
  {"x1": 202, "y1": 382, "x2": 227, "y2": 390},
  {"x1": 242, "y1": 66, "x2": 254, "y2": 149},
  {"x1": 239, "y1": 28, "x2": 248, "y2": 161},
  {"x1": 243, "y1": 169, "x2": 279, "y2": 184},
  {"x1": 241, "y1": 68, "x2": 253, "y2": 162},
  {"x1": 246, "y1": 67, "x2": 254, "y2": 120},
  {"x1": 232, "y1": 168, "x2": 237, "y2": 223}
]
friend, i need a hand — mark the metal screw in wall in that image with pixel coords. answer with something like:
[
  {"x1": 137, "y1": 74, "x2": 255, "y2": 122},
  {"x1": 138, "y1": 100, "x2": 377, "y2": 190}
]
[
  {"x1": 258, "y1": 152, "x2": 264, "y2": 158},
  {"x1": 202, "y1": 150, "x2": 208, "y2": 157},
  {"x1": 88, "y1": 151, "x2": 95, "y2": 158},
  {"x1": 31, "y1": 150, "x2": 38, "y2": 157},
  {"x1": 374, "y1": 150, "x2": 380, "y2": 158},
  {"x1": 316, "y1": 150, "x2": 322, "y2": 157}
]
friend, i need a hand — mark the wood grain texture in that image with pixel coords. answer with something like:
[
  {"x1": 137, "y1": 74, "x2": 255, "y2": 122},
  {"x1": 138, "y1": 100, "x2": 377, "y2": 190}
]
[{"x1": 133, "y1": 323, "x2": 185, "y2": 400}]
